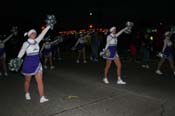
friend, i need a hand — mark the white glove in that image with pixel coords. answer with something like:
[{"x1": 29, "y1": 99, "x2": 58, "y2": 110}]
[{"x1": 157, "y1": 52, "x2": 163, "y2": 58}]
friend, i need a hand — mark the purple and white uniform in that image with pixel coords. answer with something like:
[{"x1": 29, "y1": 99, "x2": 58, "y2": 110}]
[
  {"x1": 43, "y1": 42, "x2": 52, "y2": 56},
  {"x1": 103, "y1": 34, "x2": 119, "y2": 60},
  {"x1": 76, "y1": 37, "x2": 86, "y2": 50},
  {"x1": 162, "y1": 38, "x2": 173, "y2": 58},
  {"x1": 17, "y1": 26, "x2": 50, "y2": 76},
  {"x1": 103, "y1": 27, "x2": 128, "y2": 60}
]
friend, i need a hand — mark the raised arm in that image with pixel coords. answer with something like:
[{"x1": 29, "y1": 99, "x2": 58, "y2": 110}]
[
  {"x1": 17, "y1": 42, "x2": 29, "y2": 59},
  {"x1": 40, "y1": 43, "x2": 45, "y2": 53},
  {"x1": 73, "y1": 38, "x2": 80, "y2": 48},
  {"x1": 35, "y1": 26, "x2": 51, "y2": 43},
  {"x1": 3, "y1": 33, "x2": 14, "y2": 43},
  {"x1": 50, "y1": 38, "x2": 60, "y2": 45},
  {"x1": 115, "y1": 27, "x2": 128, "y2": 37}
]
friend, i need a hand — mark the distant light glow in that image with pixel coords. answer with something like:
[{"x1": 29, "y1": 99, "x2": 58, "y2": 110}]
[
  {"x1": 146, "y1": 28, "x2": 151, "y2": 33},
  {"x1": 150, "y1": 36, "x2": 154, "y2": 41},
  {"x1": 89, "y1": 24, "x2": 93, "y2": 29},
  {"x1": 152, "y1": 29, "x2": 157, "y2": 32},
  {"x1": 41, "y1": 26, "x2": 46, "y2": 30}
]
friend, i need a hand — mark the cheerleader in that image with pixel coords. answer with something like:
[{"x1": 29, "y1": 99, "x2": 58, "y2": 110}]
[
  {"x1": 40, "y1": 36, "x2": 59, "y2": 69},
  {"x1": 155, "y1": 31, "x2": 175, "y2": 75},
  {"x1": 52, "y1": 35, "x2": 64, "y2": 61},
  {"x1": 0, "y1": 33, "x2": 14, "y2": 76},
  {"x1": 17, "y1": 26, "x2": 51, "y2": 103},
  {"x1": 102, "y1": 26, "x2": 129, "y2": 84},
  {"x1": 72, "y1": 33, "x2": 90, "y2": 63}
]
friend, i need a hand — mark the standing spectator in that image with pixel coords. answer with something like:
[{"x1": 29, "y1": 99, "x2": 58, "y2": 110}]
[
  {"x1": 140, "y1": 32, "x2": 152, "y2": 69},
  {"x1": 90, "y1": 30, "x2": 101, "y2": 62}
]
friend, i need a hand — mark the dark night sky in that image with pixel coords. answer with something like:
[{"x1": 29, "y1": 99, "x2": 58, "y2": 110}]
[{"x1": 0, "y1": 0, "x2": 174, "y2": 32}]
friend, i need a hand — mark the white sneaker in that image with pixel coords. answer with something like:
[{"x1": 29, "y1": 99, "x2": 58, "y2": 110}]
[
  {"x1": 145, "y1": 65, "x2": 149, "y2": 69},
  {"x1": 0, "y1": 72, "x2": 2, "y2": 76},
  {"x1": 50, "y1": 66, "x2": 55, "y2": 69},
  {"x1": 90, "y1": 56, "x2": 93, "y2": 61},
  {"x1": 155, "y1": 70, "x2": 163, "y2": 75},
  {"x1": 58, "y1": 57, "x2": 62, "y2": 60},
  {"x1": 44, "y1": 65, "x2": 47, "y2": 69},
  {"x1": 4, "y1": 72, "x2": 8, "y2": 76},
  {"x1": 40, "y1": 96, "x2": 49, "y2": 103},
  {"x1": 141, "y1": 65, "x2": 146, "y2": 68},
  {"x1": 83, "y1": 60, "x2": 87, "y2": 63},
  {"x1": 117, "y1": 80, "x2": 126, "y2": 84},
  {"x1": 25, "y1": 93, "x2": 31, "y2": 100},
  {"x1": 103, "y1": 78, "x2": 109, "y2": 84},
  {"x1": 76, "y1": 60, "x2": 80, "y2": 63},
  {"x1": 173, "y1": 71, "x2": 175, "y2": 76}
]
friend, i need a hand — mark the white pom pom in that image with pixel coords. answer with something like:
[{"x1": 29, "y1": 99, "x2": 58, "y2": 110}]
[
  {"x1": 157, "y1": 52, "x2": 163, "y2": 58},
  {"x1": 24, "y1": 32, "x2": 28, "y2": 37}
]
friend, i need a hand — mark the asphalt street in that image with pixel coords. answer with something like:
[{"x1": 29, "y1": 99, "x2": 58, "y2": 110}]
[{"x1": 0, "y1": 55, "x2": 175, "y2": 116}]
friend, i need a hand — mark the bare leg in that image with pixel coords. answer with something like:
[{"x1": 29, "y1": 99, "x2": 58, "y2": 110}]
[
  {"x1": 35, "y1": 72, "x2": 44, "y2": 97},
  {"x1": 35, "y1": 71, "x2": 49, "y2": 103},
  {"x1": 2, "y1": 57, "x2": 7, "y2": 74},
  {"x1": 57, "y1": 47, "x2": 62, "y2": 59},
  {"x1": 0, "y1": 54, "x2": 7, "y2": 75},
  {"x1": 82, "y1": 48, "x2": 86, "y2": 61},
  {"x1": 157, "y1": 58, "x2": 165, "y2": 70},
  {"x1": 49, "y1": 53, "x2": 53, "y2": 67},
  {"x1": 24, "y1": 76, "x2": 32, "y2": 93},
  {"x1": 104, "y1": 59, "x2": 112, "y2": 78},
  {"x1": 77, "y1": 50, "x2": 81, "y2": 61},
  {"x1": 44, "y1": 56, "x2": 48, "y2": 68},
  {"x1": 168, "y1": 57, "x2": 175, "y2": 72},
  {"x1": 114, "y1": 58, "x2": 122, "y2": 80}
]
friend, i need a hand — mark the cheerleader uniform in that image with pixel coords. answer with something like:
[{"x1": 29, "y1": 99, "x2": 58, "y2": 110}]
[
  {"x1": 163, "y1": 38, "x2": 173, "y2": 58},
  {"x1": 53, "y1": 36, "x2": 63, "y2": 50},
  {"x1": 0, "y1": 34, "x2": 14, "y2": 58},
  {"x1": 17, "y1": 26, "x2": 50, "y2": 76},
  {"x1": 43, "y1": 42, "x2": 52, "y2": 57},
  {"x1": 76, "y1": 37, "x2": 86, "y2": 50},
  {"x1": 103, "y1": 34, "x2": 119, "y2": 60}
]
